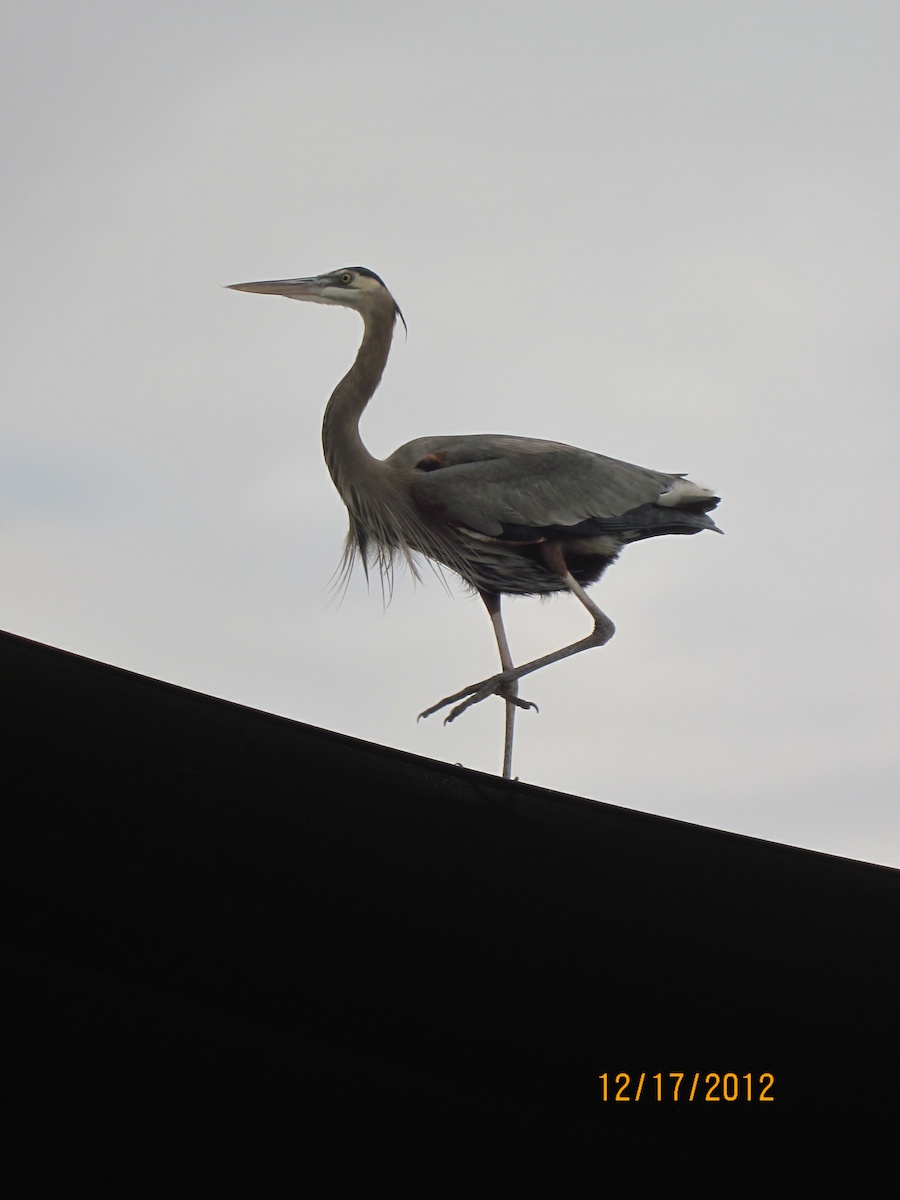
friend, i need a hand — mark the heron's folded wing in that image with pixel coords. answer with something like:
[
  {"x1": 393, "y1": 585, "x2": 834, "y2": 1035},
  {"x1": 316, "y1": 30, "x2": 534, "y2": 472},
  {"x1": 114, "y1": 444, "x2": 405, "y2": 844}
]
[{"x1": 399, "y1": 436, "x2": 677, "y2": 537}]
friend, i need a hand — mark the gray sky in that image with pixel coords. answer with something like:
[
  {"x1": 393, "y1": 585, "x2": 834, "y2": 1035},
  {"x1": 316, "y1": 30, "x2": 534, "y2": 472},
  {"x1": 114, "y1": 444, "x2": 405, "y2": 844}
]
[{"x1": 2, "y1": 1, "x2": 897, "y2": 866}]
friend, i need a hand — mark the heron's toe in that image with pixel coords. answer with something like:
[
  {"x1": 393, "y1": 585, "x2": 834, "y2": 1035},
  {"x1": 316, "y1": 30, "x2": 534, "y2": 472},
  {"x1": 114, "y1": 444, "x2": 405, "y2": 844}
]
[{"x1": 497, "y1": 686, "x2": 538, "y2": 713}]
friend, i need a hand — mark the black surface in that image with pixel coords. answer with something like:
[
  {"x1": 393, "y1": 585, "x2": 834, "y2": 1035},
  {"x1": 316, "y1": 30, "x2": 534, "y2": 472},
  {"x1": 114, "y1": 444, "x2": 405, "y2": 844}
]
[{"x1": 2, "y1": 627, "x2": 897, "y2": 1140}]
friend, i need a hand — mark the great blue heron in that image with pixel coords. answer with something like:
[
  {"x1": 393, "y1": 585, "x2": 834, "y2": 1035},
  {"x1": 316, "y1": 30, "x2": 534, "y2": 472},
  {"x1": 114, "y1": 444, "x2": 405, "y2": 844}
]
[{"x1": 229, "y1": 266, "x2": 721, "y2": 779}]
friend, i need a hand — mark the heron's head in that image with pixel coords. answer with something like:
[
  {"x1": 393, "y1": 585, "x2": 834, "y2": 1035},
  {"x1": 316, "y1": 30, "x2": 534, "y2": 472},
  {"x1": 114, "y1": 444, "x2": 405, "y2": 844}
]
[{"x1": 228, "y1": 266, "x2": 405, "y2": 332}]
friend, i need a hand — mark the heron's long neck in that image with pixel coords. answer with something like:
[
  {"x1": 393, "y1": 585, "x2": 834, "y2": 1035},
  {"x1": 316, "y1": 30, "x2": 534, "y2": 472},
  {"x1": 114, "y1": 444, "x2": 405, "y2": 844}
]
[{"x1": 321, "y1": 306, "x2": 394, "y2": 508}]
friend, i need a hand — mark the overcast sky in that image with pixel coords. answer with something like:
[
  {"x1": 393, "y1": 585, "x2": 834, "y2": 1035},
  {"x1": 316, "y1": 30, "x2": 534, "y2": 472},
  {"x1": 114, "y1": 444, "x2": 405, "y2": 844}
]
[{"x1": 2, "y1": 1, "x2": 897, "y2": 867}]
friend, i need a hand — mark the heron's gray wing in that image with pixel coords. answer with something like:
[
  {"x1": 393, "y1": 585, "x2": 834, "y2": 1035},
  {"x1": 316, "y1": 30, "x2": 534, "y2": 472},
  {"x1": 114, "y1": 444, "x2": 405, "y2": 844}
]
[{"x1": 391, "y1": 434, "x2": 680, "y2": 537}]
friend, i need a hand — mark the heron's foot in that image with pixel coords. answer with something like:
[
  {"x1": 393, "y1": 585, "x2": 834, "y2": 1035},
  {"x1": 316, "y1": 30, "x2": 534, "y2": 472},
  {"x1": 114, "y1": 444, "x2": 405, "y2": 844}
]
[{"x1": 419, "y1": 670, "x2": 539, "y2": 725}]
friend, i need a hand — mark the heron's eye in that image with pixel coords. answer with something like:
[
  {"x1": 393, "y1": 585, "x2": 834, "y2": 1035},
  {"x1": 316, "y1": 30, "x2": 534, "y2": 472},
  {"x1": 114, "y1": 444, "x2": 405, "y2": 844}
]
[{"x1": 340, "y1": 272, "x2": 353, "y2": 285}]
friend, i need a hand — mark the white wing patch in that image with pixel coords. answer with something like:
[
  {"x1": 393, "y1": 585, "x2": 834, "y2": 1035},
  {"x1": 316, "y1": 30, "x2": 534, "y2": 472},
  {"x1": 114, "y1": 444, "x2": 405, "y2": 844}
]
[{"x1": 657, "y1": 478, "x2": 717, "y2": 507}]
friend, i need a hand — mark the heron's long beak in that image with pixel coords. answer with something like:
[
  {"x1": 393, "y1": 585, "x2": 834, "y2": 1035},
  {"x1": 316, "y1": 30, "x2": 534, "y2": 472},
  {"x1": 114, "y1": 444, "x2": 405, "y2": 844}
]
[{"x1": 227, "y1": 276, "x2": 328, "y2": 300}]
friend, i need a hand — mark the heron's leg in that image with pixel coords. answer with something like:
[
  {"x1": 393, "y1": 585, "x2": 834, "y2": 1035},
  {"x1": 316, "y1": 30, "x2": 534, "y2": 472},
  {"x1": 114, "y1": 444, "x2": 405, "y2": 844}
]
[
  {"x1": 480, "y1": 591, "x2": 537, "y2": 780},
  {"x1": 421, "y1": 546, "x2": 615, "y2": 725}
]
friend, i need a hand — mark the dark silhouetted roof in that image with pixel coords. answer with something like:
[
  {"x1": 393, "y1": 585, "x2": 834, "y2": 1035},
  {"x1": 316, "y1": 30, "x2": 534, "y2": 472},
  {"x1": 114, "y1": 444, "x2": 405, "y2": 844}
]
[{"x1": 2, "y1": 628, "x2": 896, "y2": 1143}]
